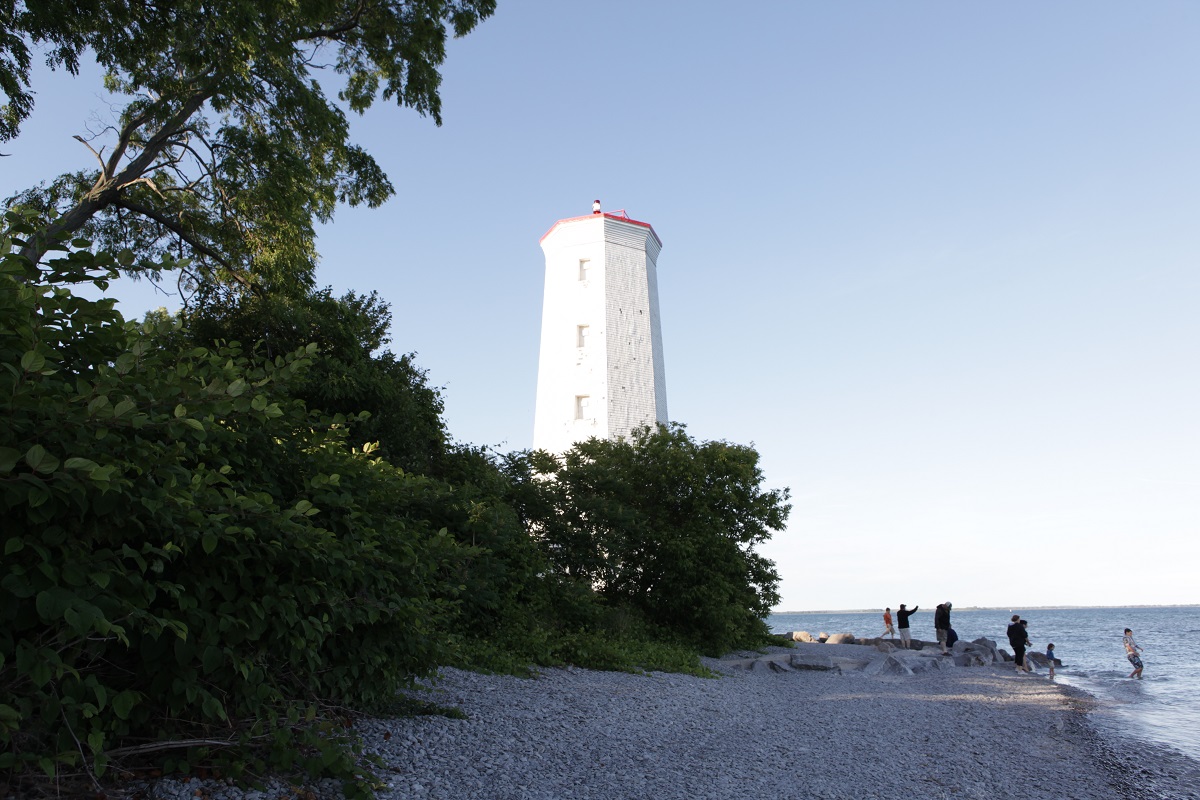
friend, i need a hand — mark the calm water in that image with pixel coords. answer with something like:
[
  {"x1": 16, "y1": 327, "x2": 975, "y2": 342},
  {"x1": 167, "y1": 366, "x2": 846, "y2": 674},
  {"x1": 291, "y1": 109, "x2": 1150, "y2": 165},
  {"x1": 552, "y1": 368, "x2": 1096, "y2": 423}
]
[{"x1": 768, "y1": 606, "x2": 1200, "y2": 762}]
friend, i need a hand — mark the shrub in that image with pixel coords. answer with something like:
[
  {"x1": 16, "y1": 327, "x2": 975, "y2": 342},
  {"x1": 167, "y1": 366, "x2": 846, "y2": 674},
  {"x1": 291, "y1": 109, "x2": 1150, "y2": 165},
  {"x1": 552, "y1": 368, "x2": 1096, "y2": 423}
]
[{"x1": 0, "y1": 220, "x2": 463, "y2": 794}]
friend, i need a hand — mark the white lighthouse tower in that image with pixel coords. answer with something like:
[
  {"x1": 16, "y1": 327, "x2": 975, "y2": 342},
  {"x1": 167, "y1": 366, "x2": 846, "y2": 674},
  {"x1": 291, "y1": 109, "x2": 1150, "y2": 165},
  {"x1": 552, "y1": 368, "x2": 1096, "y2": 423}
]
[{"x1": 532, "y1": 203, "x2": 667, "y2": 455}]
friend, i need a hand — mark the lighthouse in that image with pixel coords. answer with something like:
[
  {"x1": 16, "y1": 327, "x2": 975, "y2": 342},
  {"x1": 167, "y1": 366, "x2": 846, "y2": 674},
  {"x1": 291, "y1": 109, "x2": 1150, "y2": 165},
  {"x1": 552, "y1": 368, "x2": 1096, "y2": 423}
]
[{"x1": 532, "y1": 203, "x2": 668, "y2": 455}]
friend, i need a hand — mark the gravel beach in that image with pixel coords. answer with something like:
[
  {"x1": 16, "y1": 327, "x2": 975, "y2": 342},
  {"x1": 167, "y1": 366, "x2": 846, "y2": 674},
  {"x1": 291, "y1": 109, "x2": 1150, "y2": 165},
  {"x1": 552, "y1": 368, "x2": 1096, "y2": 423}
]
[{"x1": 136, "y1": 643, "x2": 1200, "y2": 800}]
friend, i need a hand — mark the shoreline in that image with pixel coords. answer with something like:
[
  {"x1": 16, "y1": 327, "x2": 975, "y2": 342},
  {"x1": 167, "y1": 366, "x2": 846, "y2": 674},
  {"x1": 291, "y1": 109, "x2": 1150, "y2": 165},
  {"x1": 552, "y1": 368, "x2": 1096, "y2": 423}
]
[
  {"x1": 773, "y1": 604, "x2": 1200, "y2": 614},
  {"x1": 126, "y1": 643, "x2": 1200, "y2": 799},
  {"x1": 352, "y1": 645, "x2": 1200, "y2": 800}
]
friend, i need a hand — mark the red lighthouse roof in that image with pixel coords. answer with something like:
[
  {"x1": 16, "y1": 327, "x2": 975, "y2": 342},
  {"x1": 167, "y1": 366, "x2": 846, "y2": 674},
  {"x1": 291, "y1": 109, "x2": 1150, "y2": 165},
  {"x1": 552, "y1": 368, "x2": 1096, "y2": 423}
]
[{"x1": 540, "y1": 209, "x2": 661, "y2": 247}]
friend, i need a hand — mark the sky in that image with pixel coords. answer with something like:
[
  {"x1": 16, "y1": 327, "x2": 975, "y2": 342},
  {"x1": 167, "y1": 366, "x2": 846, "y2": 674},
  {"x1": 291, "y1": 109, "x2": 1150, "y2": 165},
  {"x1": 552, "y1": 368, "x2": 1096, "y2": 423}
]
[{"x1": 4, "y1": 2, "x2": 1199, "y2": 612}]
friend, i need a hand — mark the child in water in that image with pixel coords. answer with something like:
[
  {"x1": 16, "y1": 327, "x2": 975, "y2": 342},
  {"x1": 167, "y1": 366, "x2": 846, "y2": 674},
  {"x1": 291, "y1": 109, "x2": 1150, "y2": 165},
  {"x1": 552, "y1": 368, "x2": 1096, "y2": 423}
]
[
  {"x1": 1046, "y1": 642, "x2": 1056, "y2": 678},
  {"x1": 1124, "y1": 628, "x2": 1144, "y2": 679}
]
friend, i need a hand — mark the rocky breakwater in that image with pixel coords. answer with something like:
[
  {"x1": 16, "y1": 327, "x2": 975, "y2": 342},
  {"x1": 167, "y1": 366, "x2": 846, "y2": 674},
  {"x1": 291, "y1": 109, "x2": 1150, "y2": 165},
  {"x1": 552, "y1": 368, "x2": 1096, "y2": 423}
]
[{"x1": 729, "y1": 632, "x2": 1008, "y2": 675}]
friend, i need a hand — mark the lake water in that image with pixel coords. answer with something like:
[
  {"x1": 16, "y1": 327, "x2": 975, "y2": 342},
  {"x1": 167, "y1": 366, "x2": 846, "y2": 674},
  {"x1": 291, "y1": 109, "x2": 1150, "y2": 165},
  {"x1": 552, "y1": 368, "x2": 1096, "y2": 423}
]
[{"x1": 768, "y1": 606, "x2": 1200, "y2": 763}]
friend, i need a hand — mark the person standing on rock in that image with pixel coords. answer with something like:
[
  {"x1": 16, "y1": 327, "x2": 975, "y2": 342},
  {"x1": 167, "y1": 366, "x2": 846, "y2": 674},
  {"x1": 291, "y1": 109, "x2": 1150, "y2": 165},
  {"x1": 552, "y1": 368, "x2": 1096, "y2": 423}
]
[
  {"x1": 881, "y1": 608, "x2": 895, "y2": 639},
  {"x1": 1007, "y1": 614, "x2": 1026, "y2": 674},
  {"x1": 896, "y1": 604, "x2": 917, "y2": 648},
  {"x1": 934, "y1": 602, "x2": 952, "y2": 655}
]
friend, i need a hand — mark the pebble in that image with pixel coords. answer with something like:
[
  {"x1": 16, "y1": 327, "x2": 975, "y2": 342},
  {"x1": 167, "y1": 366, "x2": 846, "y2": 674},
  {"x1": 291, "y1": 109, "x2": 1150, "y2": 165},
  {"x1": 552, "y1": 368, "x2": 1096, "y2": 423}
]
[{"x1": 125, "y1": 649, "x2": 1200, "y2": 799}]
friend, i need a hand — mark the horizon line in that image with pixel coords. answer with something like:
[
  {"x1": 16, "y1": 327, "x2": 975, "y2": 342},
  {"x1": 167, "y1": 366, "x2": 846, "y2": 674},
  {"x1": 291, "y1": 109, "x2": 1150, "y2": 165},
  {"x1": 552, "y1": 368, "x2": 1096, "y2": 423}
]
[{"x1": 772, "y1": 603, "x2": 1200, "y2": 614}]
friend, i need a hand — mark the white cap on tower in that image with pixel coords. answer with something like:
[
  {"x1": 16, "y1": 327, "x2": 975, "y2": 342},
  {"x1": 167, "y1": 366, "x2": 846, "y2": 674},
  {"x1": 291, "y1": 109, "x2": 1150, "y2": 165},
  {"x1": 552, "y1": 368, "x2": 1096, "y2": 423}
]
[{"x1": 592, "y1": 199, "x2": 601, "y2": 214}]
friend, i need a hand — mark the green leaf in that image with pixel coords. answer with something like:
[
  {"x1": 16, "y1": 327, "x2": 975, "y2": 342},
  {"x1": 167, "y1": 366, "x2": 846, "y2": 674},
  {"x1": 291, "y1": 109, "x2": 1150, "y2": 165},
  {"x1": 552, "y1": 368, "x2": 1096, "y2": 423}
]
[
  {"x1": 3, "y1": 538, "x2": 23, "y2": 555},
  {"x1": 111, "y1": 691, "x2": 139, "y2": 720},
  {"x1": 20, "y1": 350, "x2": 45, "y2": 372},
  {"x1": 202, "y1": 533, "x2": 218, "y2": 554},
  {"x1": 112, "y1": 398, "x2": 135, "y2": 417},
  {"x1": 202, "y1": 645, "x2": 224, "y2": 673},
  {"x1": 114, "y1": 353, "x2": 137, "y2": 374},
  {"x1": 64, "y1": 457, "x2": 99, "y2": 471},
  {"x1": 35, "y1": 586, "x2": 74, "y2": 620},
  {"x1": 25, "y1": 444, "x2": 60, "y2": 474},
  {"x1": 0, "y1": 704, "x2": 21, "y2": 728},
  {"x1": 227, "y1": 378, "x2": 247, "y2": 397},
  {"x1": 0, "y1": 446, "x2": 19, "y2": 473},
  {"x1": 174, "y1": 403, "x2": 187, "y2": 417}
]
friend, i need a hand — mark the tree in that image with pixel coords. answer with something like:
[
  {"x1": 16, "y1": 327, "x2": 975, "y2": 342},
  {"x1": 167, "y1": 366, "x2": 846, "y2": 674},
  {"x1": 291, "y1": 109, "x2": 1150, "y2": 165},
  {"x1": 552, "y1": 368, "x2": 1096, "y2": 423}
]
[
  {"x1": 516, "y1": 424, "x2": 790, "y2": 654},
  {"x1": 0, "y1": 217, "x2": 467, "y2": 791},
  {"x1": 182, "y1": 285, "x2": 449, "y2": 474},
  {"x1": 2, "y1": 0, "x2": 495, "y2": 292}
]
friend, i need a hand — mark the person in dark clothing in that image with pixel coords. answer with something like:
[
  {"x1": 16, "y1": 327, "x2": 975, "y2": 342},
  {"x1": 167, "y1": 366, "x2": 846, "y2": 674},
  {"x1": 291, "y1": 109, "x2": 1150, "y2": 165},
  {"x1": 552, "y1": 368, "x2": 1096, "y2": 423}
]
[
  {"x1": 934, "y1": 602, "x2": 953, "y2": 654},
  {"x1": 1007, "y1": 614, "x2": 1027, "y2": 674},
  {"x1": 896, "y1": 604, "x2": 918, "y2": 649}
]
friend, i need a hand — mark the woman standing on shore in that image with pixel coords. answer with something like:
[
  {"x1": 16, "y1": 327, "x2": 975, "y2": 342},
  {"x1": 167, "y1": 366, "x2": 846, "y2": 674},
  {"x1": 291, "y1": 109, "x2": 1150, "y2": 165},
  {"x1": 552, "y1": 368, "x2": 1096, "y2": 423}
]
[{"x1": 1007, "y1": 614, "x2": 1026, "y2": 674}]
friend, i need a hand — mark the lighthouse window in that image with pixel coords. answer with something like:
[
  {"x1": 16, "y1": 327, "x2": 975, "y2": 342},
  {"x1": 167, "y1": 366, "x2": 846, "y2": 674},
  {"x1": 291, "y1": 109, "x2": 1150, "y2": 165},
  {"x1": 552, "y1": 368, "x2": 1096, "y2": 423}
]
[
  {"x1": 574, "y1": 395, "x2": 591, "y2": 420},
  {"x1": 578, "y1": 259, "x2": 590, "y2": 281},
  {"x1": 576, "y1": 325, "x2": 589, "y2": 348}
]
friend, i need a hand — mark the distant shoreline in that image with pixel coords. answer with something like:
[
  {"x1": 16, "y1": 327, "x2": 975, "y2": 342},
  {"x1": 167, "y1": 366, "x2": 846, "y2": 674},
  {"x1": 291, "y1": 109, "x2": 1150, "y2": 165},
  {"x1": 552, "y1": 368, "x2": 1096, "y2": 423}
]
[{"x1": 772, "y1": 604, "x2": 1200, "y2": 614}]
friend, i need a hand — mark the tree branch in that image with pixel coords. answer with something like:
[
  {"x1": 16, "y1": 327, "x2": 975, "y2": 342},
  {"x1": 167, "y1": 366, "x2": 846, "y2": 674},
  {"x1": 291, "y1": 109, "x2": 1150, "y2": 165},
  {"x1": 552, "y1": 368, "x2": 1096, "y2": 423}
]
[
  {"x1": 302, "y1": 0, "x2": 368, "y2": 40},
  {"x1": 21, "y1": 81, "x2": 220, "y2": 267},
  {"x1": 109, "y1": 196, "x2": 257, "y2": 293},
  {"x1": 104, "y1": 738, "x2": 237, "y2": 758},
  {"x1": 72, "y1": 134, "x2": 108, "y2": 173}
]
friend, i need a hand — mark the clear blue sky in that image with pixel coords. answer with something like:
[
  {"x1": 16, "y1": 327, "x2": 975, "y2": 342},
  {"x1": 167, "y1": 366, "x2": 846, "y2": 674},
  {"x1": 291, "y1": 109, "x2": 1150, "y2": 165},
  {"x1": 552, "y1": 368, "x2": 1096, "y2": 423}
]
[{"x1": 5, "y1": 2, "x2": 1198, "y2": 611}]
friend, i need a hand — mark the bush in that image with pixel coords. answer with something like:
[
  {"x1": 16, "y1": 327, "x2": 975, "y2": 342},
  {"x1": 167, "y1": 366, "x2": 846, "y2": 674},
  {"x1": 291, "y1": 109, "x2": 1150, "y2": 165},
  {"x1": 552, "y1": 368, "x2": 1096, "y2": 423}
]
[
  {"x1": 0, "y1": 222, "x2": 463, "y2": 793},
  {"x1": 513, "y1": 424, "x2": 789, "y2": 656}
]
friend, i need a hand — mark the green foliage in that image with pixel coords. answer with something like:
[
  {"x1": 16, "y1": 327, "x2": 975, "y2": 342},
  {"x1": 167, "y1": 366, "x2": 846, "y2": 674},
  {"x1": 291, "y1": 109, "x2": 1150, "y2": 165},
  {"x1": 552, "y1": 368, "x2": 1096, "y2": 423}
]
[
  {"x1": 181, "y1": 285, "x2": 449, "y2": 474},
  {"x1": 513, "y1": 424, "x2": 790, "y2": 656},
  {"x1": 0, "y1": 220, "x2": 465, "y2": 793},
  {"x1": 4, "y1": 0, "x2": 496, "y2": 290}
]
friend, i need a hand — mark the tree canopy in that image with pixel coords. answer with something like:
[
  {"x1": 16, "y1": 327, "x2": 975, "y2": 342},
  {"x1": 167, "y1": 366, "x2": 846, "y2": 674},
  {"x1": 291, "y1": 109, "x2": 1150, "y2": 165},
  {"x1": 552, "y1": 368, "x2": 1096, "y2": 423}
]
[
  {"x1": 2, "y1": 0, "x2": 495, "y2": 292},
  {"x1": 511, "y1": 424, "x2": 790, "y2": 654}
]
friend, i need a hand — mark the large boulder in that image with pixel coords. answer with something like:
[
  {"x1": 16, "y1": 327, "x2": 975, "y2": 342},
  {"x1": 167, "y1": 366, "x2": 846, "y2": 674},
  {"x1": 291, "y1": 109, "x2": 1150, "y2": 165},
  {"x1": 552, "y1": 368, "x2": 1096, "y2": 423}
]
[
  {"x1": 788, "y1": 631, "x2": 817, "y2": 643},
  {"x1": 824, "y1": 633, "x2": 857, "y2": 645},
  {"x1": 914, "y1": 656, "x2": 955, "y2": 673},
  {"x1": 788, "y1": 653, "x2": 838, "y2": 672},
  {"x1": 967, "y1": 637, "x2": 1000, "y2": 660},
  {"x1": 1025, "y1": 651, "x2": 1050, "y2": 667},
  {"x1": 951, "y1": 638, "x2": 997, "y2": 666},
  {"x1": 864, "y1": 654, "x2": 914, "y2": 677}
]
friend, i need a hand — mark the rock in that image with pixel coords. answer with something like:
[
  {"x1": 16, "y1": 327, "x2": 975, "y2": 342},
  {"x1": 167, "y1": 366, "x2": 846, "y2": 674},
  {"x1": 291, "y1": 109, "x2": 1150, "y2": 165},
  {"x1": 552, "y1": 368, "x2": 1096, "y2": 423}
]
[
  {"x1": 952, "y1": 649, "x2": 990, "y2": 667},
  {"x1": 968, "y1": 637, "x2": 1001, "y2": 662},
  {"x1": 998, "y1": 648, "x2": 1014, "y2": 662},
  {"x1": 788, "y1": 631, "x2": 817, "y2": 643},
  {"x1": 921, "y1": 656, "x2": 955, "y2": 672},
  {"x1": 788, "y1": 653, "x2": 838, "y2": 672},
  {"x1": 752, "y1": 658, "x2": 795, "y2": 674},
  {"x1": 1025, "y1": 652, "x2": 1049, "y2": 667},
  {"x1": 876, "y1": 641, "x2": 897, "y2": 654},
  {"x1": 824, "y1": 633, "x2": 856, "y2": 645},
  {"x1": 864, "y1": 654, "x2": 913, "y2": 677},
  {"x1": 950, "y1": 638, "x2": 996, "y2": 666}
]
